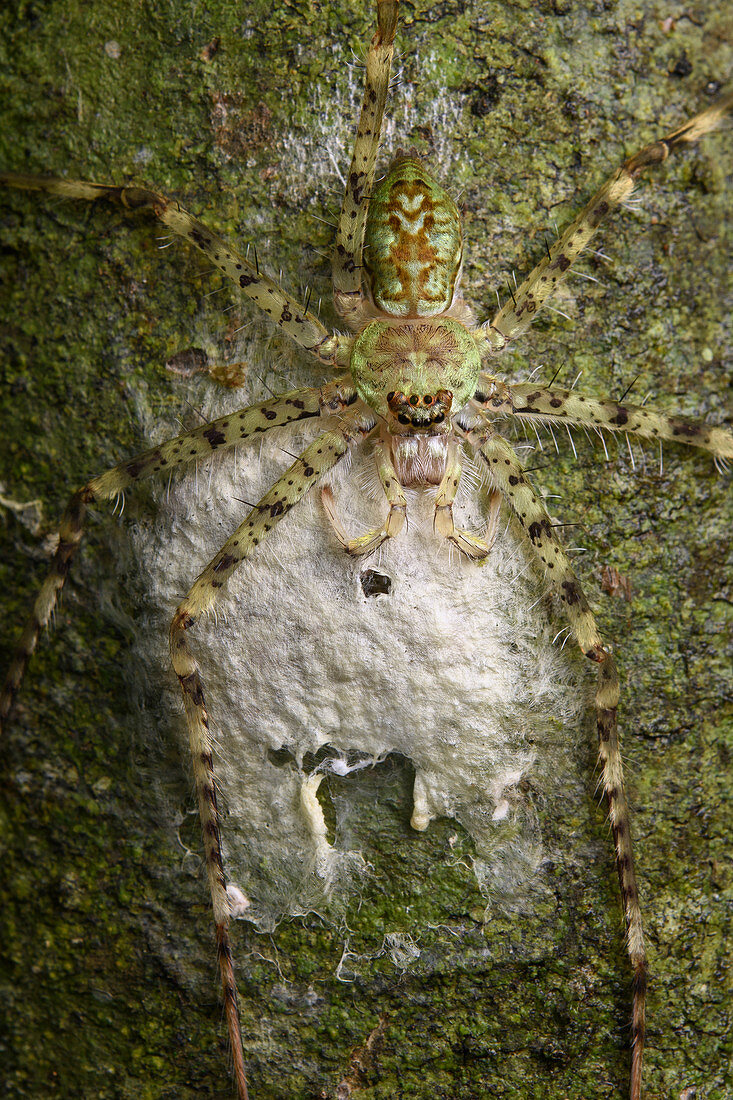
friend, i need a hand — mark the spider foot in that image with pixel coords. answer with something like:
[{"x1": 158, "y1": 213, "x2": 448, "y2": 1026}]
[
  {"x1": 433, "y1": 489, "x2": 502, "y2": 562},
  {"x1": 321, "y1": 484, "x2": 405, "y2": 556},
  {"x1": 437, "y1": 516, "x2": 492, "y2": 560}
]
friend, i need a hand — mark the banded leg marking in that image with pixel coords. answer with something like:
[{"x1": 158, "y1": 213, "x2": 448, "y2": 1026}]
[
  {"x1": 476, "y1": 430, "x2": 648, "y2": 1100},
  {"x1": 0, "y1": 173, "x2": 350, "y2": 365},
  {"x1": 332, "y1": 0, "x2": 398, "y2": 322},
  {"x1": 598, "y1": 654, "x2": 647, "y2": 1100},
  {"x1": 169, "y1": 415, "x2": 371, "y2": 1098},
  {"x1": 484, "y1": 384, "x2": 733, "y2": 459},
  {"x1": 479, "y1": 90, "x2": 733, "y2": 353},
  {"x1": 0, "y1": 487, "x2": 92, "y2": 728},
  {"x1": 0, "y1": 382, "x2": 357, "y2": 730},
  {"x1": 173, "y1": 645, "x2": 249, "y2": 1100}
]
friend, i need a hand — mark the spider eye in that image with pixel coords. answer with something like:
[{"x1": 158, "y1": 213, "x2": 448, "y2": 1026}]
[
  {"x1": 386, "y1": 391, "x2": 395, "y2": 401},
  {"x1": 424, "y1": 394, "x2": 433, "y2": 405},
  {"x1": 434, "y1": 412, "x2": 445, "y2": 424},
  {"x1": 409, "y1": 394, "x2": 419, "y2": 406},
  {"x1": 398, "y1": 413, "x2": 411, "y2": 425}
]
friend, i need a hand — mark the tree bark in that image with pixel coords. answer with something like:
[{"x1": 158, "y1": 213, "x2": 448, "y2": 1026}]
[{"x1": 1, "y1": 1, "x2": 730, "y2": 1098}]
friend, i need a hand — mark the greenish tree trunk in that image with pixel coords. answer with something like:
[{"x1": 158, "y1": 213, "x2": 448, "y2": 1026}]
[{"x1": 1, "y1": 2, "x2": 730, "y2": 1098}]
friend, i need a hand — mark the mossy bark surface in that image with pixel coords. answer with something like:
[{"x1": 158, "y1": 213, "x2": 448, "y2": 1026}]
[{"x1": 1, "y1": 2, "x2": 731, "y2": 1098}]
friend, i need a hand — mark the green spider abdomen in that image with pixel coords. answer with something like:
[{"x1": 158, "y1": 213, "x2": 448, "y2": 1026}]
[{"x1": 364, "y1": 158, "x2": 462, "y2": 318}]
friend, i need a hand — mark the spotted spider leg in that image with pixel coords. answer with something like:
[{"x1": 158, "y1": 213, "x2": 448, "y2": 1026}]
[
  {"x1": 332, "y1": 0, "x2": 398, "y2": 326},
  {"x1": 473, "y1": 90, "x2": 733, "y2": 355},
  {"x1": 0, "y1": 379, "x2": 363, "y2": 1100},
  {"x1": 478, "y1": 384, "x2": 733, "y2": 462},
  {"x1": 3, "y1": 0, "x2": 729, "y2": 1094},
  {"x1": 0, "y1": 173, "x2": 351, "y2": 368},
  {"x1": 467, "y1": 425, "x2": 647, "y2": 1100},
  {"x1": 0, "y1": 381, "x2": 356, "y2": 727},
  {"x1": 168, "y1": 404, "x2": 377, "y2": 1100}
]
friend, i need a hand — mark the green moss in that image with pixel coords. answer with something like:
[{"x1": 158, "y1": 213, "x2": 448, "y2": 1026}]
[{"x1": 1, "y1": 1, "x2": 731, "y2": 1098}]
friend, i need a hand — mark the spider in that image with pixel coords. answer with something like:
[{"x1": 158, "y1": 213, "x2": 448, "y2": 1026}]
[{"x1": 1, "y1": 2, "x2": 730, "y2": 1100}]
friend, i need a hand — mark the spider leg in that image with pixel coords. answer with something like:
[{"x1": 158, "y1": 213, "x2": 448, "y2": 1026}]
[
  {"x1": 471, "y1": 426, "x2": 647, "y2": 1100},
  {"x1": 434, "y1": 438, "x2": 502, "y2": 559},
  {"x1": 0, "y1": 380, "x2": 357, "y2": 730},
  {"x1": 169, "y1": 411, "x2": 373, "y2": 1100},
  {"x1": 321, "y1": 437, "x2": 406, "y2": 554},
  {"x1": 479, "y1": 383, "x2": 733, "y2": 459},
  {"x1": 474, "y1": 90, "x2": 733, "y2": 354},
  {"x1": 332, "y1": 0, "x2": 398, "y2": 326},
  {"x1": 0, "y1": 173, "x2": 351, "y2": 365}
]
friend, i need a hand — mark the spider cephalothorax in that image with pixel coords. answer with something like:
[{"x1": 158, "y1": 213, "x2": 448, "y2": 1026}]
[{"x1": 349, "y1": 318, "x2": 481, "y2": 424}]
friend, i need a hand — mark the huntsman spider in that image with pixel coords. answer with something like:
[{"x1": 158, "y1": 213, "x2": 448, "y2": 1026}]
[{"x1": 2, "y1": 2, "x2": 731, "y2": 1097}]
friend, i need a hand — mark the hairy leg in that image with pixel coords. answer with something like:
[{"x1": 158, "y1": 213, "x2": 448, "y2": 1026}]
[
  {"x1": 332, "y1": 0, "x2": 398, "y2": 325},
  {"x1": 433, "y1": 439, "x2": 502, "y2": 559},
  {"x1": 0, "y1": 173, "x2": 351, "y2": 365},
  {"x1": 0, "y1": 381, "x2": 357, "y2": 728},
  {"x1": 479, "y1": 383, "x2": 733, "y2": 459},
  {"x1": 169, "y1": 411, "x2": 374, "y2": 1099},
  {"x1": 321, "y1": 438, "x2": 406, "y2": 554},
  {"x1": 474, "y1": 90, "x2": 733, "y2": 355},
  {"x1": 473, "y1": 427, "x2": 647, "y2": 1100}
]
